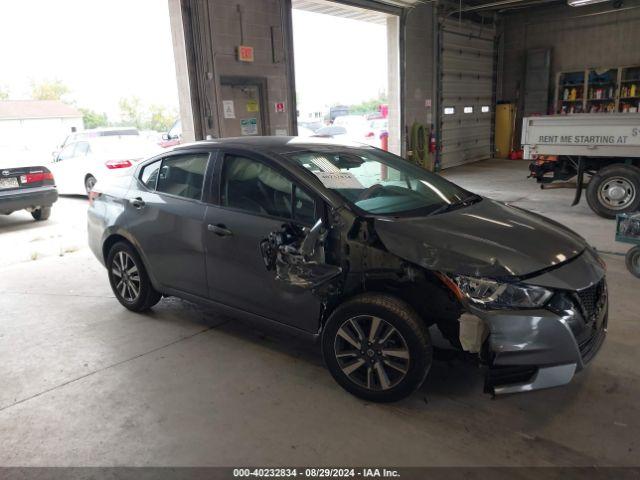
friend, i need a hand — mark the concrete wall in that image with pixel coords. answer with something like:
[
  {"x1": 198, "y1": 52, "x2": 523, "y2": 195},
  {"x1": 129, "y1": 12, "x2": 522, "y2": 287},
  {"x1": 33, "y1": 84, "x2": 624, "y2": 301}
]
[
  {"x1": 500, "y1": 2, "x2": 640, "y2": 107},
  {"x1": 403, "y1": 2, "x2": 435, "y2": 133},
  {"x1": 179, "y1": 0, "x2": 295, "y2": 139},
  {"x1": 173, "y1": 0, "x2": 439, "y2": 155}
]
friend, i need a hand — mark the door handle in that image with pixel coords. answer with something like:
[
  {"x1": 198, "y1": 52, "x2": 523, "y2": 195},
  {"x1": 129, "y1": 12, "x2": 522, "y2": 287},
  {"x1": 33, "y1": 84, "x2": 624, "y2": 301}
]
[
  {"x1": 129, "y1": 197, "x2": 145, "y2": 209},
  {"x1": 207, "y1": 223, "x2": 233, "y2": 237}
]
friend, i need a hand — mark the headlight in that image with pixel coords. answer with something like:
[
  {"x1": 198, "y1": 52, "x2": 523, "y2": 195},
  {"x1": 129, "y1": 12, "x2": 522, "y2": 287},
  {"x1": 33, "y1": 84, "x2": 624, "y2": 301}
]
[{"x1": 450, "y1": 275, "x2": 553, "y2": 309}]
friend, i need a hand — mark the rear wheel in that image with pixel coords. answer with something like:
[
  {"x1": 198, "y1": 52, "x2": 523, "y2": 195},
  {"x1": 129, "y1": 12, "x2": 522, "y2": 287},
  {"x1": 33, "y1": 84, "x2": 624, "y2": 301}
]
[
  {"x1": 85, "y1": 175, "x2": 97, "y2": 194},
  {"x1": 626, "y1": 246, "x2": 640, "y2": 278},
  {"x1": 107, "y1": 241, "x2": 161, "y2": 311},
  {"x1": 322, "y1": 293, "x2": 432, "y2": 403},
  {"x1": 31, "y1": 206, "x2": 51, "y2": 221},
  {"x1": 586, "y1": 164, "x2": 640, "y2": 218}
]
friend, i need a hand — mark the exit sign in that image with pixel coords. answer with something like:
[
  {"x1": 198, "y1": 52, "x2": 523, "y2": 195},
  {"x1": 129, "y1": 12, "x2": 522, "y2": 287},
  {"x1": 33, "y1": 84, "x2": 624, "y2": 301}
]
[{"x1": 237, "y1": 45, "x2": 254, "y2": 62}]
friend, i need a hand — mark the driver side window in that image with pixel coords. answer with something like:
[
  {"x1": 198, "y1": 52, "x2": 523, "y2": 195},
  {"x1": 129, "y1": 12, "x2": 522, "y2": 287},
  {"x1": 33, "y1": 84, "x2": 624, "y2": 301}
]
[
  {"x1": 221, "y1": 155, "x2": 316, "y2": 224},
  {"x1": 58, "y1": 143, "x2": 76, "y2": 161}
]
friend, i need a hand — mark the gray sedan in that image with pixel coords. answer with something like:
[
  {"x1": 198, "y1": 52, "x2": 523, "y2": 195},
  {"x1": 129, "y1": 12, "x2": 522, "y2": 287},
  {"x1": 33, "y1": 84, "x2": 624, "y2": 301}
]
[{"x1": 88, "y1": 137, "x2": 607, "y2": 402}]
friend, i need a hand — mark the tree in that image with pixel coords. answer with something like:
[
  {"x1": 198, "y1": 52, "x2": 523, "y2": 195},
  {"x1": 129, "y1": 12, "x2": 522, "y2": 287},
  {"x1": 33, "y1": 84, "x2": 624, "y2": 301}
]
[
  {"x1": 349, "y1": 92, "x2": 388, "y2": 116},
  {"x1": 80, "y1": 108, "x2": 109, "y2": 129},
  {"x1": 31, "y1": 80, "x2": 69, "y2": 101},
  {"x1": 145, "y1": 104, "x2": 176, "y2": 132},
  {"x1": 118, "y1": 96, "x2": 144, "y2": 129},
  {"x1": 0, "y1": 86, "x2": 8, "y2": 100}
]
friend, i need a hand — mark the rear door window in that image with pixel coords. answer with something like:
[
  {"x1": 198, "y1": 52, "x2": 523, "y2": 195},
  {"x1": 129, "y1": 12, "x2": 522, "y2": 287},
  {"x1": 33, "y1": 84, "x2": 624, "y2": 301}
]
[
  {"x1": 140, "y1": 160, "x2": 161, "y2": 189},
  {"x1": 156, "y1": 153, "x2": 209, "y2": 201}
]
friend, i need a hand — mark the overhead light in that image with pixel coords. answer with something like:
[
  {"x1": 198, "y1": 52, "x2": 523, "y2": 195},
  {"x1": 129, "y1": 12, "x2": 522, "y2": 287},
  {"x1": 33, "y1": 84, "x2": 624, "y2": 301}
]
[{"x1": 567, "y1": 0, "x2": 609, "y2": 6}]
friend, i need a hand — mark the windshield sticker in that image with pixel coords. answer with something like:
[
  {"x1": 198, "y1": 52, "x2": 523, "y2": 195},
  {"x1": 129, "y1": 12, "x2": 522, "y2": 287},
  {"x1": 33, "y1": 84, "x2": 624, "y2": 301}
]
[{"x1": 313, "y1": 171, "x2": 365, "y2": 189}]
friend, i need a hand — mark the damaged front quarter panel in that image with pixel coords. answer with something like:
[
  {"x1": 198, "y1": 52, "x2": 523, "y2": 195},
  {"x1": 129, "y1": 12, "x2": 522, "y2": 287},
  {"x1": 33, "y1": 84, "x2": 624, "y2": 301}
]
[{"x1": 260, "y1": 218, "x2": 342, "y2": 290}]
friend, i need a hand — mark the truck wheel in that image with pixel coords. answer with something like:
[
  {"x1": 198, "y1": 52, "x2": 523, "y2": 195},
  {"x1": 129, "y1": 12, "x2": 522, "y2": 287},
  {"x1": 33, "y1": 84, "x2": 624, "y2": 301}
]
[
  {"x1": 31, "y1": 206, "x2": 51, "y2": 221},
  {"x1": 586, "y1": 164, "x2": 640, "y2": 219},
  {"x1": 322, "y1": 293, "x2": 432, "y2": 403},
  {"x1": 626, "y1": 246, "x2": 640, "y2": 278}
]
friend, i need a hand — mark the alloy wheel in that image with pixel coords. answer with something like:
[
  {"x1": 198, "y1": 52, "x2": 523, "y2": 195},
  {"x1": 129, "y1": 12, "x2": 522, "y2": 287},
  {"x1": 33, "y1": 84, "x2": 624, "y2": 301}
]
[
  {"x1": 111, "y1": 251, "x2": 141, "y2": 302},
  {"x1": 333, "y1": 315, "x2": 410, "y2": 391},
  {"x1": 598, "y1": 177, "x2": 636, "y2": 210}
]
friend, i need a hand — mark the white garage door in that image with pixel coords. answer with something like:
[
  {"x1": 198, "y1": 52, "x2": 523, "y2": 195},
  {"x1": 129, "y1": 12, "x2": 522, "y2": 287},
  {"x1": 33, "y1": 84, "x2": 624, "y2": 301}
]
[{"x1": 439, "y1": 19, "x2": 495, "y2": 169}]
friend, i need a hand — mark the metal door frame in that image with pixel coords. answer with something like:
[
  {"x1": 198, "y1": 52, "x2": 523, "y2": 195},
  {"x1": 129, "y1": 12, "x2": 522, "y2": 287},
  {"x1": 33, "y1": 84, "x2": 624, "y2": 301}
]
[{"x1": 219, "y1": 76, "x2": 271, "y2": 137}]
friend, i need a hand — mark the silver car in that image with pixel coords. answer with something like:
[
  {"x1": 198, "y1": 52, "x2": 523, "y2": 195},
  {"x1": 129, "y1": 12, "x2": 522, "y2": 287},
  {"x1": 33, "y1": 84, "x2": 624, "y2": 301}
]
[{"x1": 88, "y1": 137, "x2": 607, "y2": 402}]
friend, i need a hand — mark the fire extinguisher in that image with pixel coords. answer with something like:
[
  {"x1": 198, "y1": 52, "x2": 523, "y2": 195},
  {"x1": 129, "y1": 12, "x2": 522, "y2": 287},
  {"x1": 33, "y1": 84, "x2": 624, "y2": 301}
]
[{"x1": 429, "y1": 128, "x2": 436, "y2": 154}]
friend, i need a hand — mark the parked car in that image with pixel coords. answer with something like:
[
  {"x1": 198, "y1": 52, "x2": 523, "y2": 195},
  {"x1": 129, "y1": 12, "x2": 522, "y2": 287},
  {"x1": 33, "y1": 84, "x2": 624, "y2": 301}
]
[
  {"x1": 313, "y1": 125, "x2": 348, "y2": 139},
  {"x1": 88, "y1": 137, "x2": 607, "y2": 402},
  {"x1": 333, "y1": 115, "x2": 369, "y2": 140},
  {"x1": 0, "y1": 157, "x2": 57, "y2": 221},
  {"x1": 55, "y1": 127, "x2": 140, "y2": 159},
  {"x1": 160, "y1": 119, "x2": 182, "y2": 148},
  {"x1": 50, "y1": 135, "x2": 161, "y2": 195}
]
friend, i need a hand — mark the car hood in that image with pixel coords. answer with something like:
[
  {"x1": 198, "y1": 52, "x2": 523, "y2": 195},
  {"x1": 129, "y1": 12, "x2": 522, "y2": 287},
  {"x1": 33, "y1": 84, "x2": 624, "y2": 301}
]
[{"x1": 373, "y1": 199, "x2": 586, "y2": 278}]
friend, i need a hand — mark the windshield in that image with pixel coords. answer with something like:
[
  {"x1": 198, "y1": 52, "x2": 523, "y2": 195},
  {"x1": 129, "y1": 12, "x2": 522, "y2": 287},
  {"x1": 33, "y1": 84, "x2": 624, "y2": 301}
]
[{"x1": 285, "y1": 147, "x2": 478, "y2": 216}]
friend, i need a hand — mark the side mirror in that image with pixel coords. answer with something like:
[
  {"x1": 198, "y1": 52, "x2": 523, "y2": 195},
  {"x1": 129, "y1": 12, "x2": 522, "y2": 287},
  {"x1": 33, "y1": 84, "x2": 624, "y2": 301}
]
[{"x1": 161, "y1": 133, "x2": 170, "y2": 141}]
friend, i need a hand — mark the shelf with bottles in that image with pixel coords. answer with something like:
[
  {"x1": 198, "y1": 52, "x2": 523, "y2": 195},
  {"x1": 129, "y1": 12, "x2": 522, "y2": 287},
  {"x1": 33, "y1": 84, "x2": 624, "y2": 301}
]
[
  {"x1": 559, "y1": 102, "x2": 585, "y2": 115},
  {"x1": 619, "y1": 66, "x2": 640, "y2": 112},
  {"x1": 586, "y1": 69, "x2": 617, "y2": 111},
  {"x1": 619, "y1": 98, "x2": 640, "y2": 113},
  {"x1": 557, "y1": 71, "x2": 585, "y2": 113}
]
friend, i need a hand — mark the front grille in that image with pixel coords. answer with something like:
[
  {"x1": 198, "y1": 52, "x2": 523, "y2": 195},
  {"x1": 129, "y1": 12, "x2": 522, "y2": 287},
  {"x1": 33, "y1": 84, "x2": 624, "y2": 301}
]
[
  {"x1": 579, "y1": 316, "x2": 606, "y2": 363},
  {"x1": 576, "y1": 279, "x2": 606, "y2": 322},
  {"x1": 574, "y1": 278, "x2": 607, "y2": 362}
]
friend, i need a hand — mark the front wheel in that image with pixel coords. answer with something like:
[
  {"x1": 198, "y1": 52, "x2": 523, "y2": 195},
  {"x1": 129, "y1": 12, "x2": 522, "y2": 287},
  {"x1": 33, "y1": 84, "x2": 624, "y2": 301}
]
[
  {"x1": 107, "y1": 241, "x2": 161, "y2": 312},
  {"x1": 626, "y1": 246, "x2": 640, "y2": 279},
  {"x1": 586, "y1": 164, "x2": 640, "y2": 218},
  {"x1": 322, "y1": 293, "x2": 432, "y2": 403}
]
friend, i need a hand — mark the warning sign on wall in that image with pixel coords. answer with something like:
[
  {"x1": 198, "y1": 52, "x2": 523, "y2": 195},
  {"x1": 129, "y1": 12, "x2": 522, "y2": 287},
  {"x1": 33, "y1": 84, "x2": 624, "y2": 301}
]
[
  {"x1": 222, "y1": 100, "x2": 235, "y2": 119},
  {"x1": 240, "y1": 118, "x2": 258, "y2": 136},
  {"x1": 237, "y1": 45, "x2": 254, "y2": 62},
  {"x1": 275, "y1": 102, "x2": 285, "y2": 113},
  {"x1": 246, "y1": 99, "x2": 259, "y2": 113}
]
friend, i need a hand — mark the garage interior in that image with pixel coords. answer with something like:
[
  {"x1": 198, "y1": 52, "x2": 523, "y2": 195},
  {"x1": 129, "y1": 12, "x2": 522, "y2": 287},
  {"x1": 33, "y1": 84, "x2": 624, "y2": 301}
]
[{"x1": 2, "y1": 0, "x2": 640, "y2": 472}]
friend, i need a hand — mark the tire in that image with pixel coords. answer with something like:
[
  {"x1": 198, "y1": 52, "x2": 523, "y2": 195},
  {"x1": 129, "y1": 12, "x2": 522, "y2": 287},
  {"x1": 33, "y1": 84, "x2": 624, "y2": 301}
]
[
  {"x1": 106, "y1": 241, "x2": 161, "y2": 312},
  {"x1": 85, "y1": 175, "x2": 97, "y2": 194},
  {"x1": 322, "y1": 293, "x2": 432, "y2": 403},
  {"x1": 31, "y1": 206, "x2": 51, "y2": 221},
  {"x1": 586, "y1": 164, "x2": 640, "y2": 219},
  {"x1": 626, "y1": 246, "x2": 640, "y2": 279}
]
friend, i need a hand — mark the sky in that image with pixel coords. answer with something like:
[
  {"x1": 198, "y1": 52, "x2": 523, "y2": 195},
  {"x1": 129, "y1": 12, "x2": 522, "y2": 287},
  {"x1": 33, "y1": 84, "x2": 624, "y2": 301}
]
[
  {"x1": 0, "y1": 0, "x2": 179, "y2": 120},
  {"x1": 291, "y1": 8, "x2": 388, "y2": 112},
  {"x1": 0, "y1": 1, "x2": 388, "y2": 121}
]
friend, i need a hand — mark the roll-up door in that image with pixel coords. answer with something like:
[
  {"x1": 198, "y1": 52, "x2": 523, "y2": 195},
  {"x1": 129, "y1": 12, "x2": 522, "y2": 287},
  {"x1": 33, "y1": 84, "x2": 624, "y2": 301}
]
[{"x1": 439, "y1": 19, "x2": 495, "y2": 169}]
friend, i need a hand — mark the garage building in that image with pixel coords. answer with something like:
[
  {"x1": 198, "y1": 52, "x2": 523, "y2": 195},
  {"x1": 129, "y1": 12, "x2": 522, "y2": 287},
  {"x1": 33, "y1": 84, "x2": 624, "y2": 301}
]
[{"x1": 167, "y1": 0, "x2": 640, "y2": 169}]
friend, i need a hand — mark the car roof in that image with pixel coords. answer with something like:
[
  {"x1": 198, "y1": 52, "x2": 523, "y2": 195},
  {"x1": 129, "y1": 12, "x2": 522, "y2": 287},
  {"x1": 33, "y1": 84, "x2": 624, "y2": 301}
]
[{"x1": 173, "y1": 136, "x2": 374, "y2": 156}]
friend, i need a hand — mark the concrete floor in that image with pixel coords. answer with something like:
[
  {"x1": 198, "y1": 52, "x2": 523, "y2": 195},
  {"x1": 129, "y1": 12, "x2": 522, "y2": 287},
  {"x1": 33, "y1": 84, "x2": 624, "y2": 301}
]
[{"x1": 0, "y1": 159, "x2": 638, "y2": 467}]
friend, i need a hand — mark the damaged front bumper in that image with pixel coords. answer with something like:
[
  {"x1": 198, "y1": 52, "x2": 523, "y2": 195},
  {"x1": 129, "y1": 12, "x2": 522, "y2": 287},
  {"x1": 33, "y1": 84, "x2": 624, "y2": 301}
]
[
  {"x1": 466, "y1": 276, "x2": 608, "y2": 395},
  {"x1": 459, "y1": 250, "x2": 608, "y2": 395},
  {"x1": 474, "y1": 301, "x2": 607, "y2": 395}
]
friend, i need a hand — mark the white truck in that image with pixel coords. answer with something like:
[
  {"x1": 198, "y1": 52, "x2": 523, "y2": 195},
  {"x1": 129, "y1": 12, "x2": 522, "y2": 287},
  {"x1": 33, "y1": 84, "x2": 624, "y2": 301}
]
[{"x1": 523, "y1": 114, "x2": 640, "y2": 218}]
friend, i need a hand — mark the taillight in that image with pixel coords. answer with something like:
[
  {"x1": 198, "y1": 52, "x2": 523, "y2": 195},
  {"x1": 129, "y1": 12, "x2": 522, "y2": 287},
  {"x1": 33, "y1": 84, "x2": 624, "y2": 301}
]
[
  {"x1": 365, "y1": 131, "x2": 374, "y2": 138},
  {"x1": 105, "y1": 160, "x2": 132, "y2": 170},
  {"x1": 20, "y1": 171, "x2": 55, "y2": 184}
]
